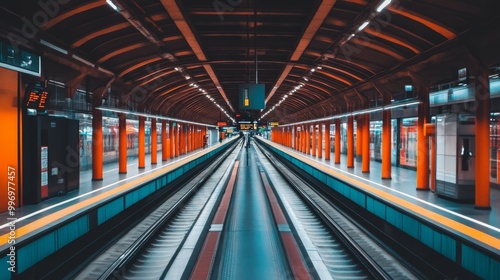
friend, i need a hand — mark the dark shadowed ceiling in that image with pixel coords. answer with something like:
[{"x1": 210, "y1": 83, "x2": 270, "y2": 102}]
[{"x1": 1, "y1": 0, "x2": 500, "y2": 125}]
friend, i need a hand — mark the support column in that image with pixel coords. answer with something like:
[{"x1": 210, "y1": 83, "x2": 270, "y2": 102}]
[
  {"x1": 335, "y1": 119, "x2": 341, "y2": 164},
  {"x1": 356, "y1": 116, "x2": 363, "y2": 162},
  {"x1": 416, "y1": 84, "x2": 430, "y2": 190},
  {"x1": 475, "y1": 67, "x2": 491, "y2": 209},
  {"x1": 173, "y1": 123, "x2": 178, "y2": 157},
  {"x1": 138, "y1": 116, "x2": 145, "y2": 169},
  {"x1": 362, "y1": 114, "x2": 370, "y2": 173},
  {"x1": 162, "y1": 120, "x2": 168, "y2": 161},
  {"x1": 92, "y1": 95, "x2": 103, "y2": 180},
  {"x1": 118, "y1": 114, "x2": 127, "y2": 174},
  {"x1": 312, "y1": 124, "x2": 317, "y2": 157},
  {"x1": 347, "y1": 115, "x2": 354, "y2": 168},
  {"x1": 324, "y1": 122, "x2": 330, "y2": 160},
  {"x1": 170, "y1": 122, "x2": 175, "y2": 158},
  {"x1": 382, "y1": 109, "x2": 392, "y2": 179},
  {"x1": 151, "y1": 118, "x2": 157, "y2": 164},
  {"x1": 304, "y1": 125, "x2": 311, "y2": 155},
  {"x1": 318, "y1": 123, "x2": 323, "y2": 158}
]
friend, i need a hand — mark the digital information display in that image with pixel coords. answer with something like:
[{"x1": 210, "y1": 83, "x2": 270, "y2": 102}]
[
  {"x1": 26, "y1": 89, "x2": 48, "y2": 109},
  {"x1": 239, "y1": 122, "x2": 256, "y2": 130}
]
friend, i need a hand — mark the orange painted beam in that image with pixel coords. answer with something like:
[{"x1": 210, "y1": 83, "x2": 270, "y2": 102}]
[
  {"x1": 382, "y1": 110, "x2": 392, "y2": 179},
  {"x1": 138, "y1": 116, "x2": 146, "y2": 169},
  {"x1": 362, "y1": 114, "x2": 370, "y2": 173},
  {"x1": 347, "y1": 116, "x2": 354, "y2": 168},
  {"x1": 119, "y1": 114, "x2": 127, "y2": 174}
]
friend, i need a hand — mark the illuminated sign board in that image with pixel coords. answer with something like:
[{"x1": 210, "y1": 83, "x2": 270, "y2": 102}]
[
  {"x1": 0, "y1": 40, "x2": 41, "y2": 76},
  {"x1": 239, "y1": 84, "x2": 265, "y2": 110},
  {"x1": 217, "y1": 121, "x2": 227, "y2": 126},
  {"x1": 269, "y1": 122, "x2": 279, "y2": 127},
  {"x1": 239, "y1": 121, "x2": 256, "y2": 130},
  {"x1": 24, "y1": 82, "x2": 49, "y2": 112}
]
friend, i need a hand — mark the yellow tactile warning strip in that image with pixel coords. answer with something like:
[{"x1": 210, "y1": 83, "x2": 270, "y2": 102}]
[
  {"x1": 0, "y1": 143, "x2": 226, "y2": 248},
  {"x1": 263, "y1": 139, "x2": 500, "y2": 252}
]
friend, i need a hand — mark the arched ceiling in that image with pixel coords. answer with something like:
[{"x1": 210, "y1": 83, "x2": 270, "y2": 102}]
[{"x1": 1, "y1": 0, "x2": 500, "y2": 124}]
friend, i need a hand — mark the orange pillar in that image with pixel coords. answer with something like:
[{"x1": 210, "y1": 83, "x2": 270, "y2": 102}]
[
  {"x1": 318, "y1": 123, "x2": 323, "y2": 159},
  {"x1": 138, "y1": 116, "x2": 145, "y2": 169},
  {"x1": 356, "y1": 116, "x2": 363, "y2": 162},
  {"x1": 188, "y1": 126, "x2": 192, "y2": 153},
  {"x1": 304, "y1": 125, "x2": 311, "y2": 155},
  {"x1": 362, "y1": 114, "x2": 370, "y2": 173},
  {"x1": 324, "y1": 122, "x2": 330, "y2": 160},
  {"x1": 162, "y1": 120, "x2": 168, "y2": 161},
  {"x1": 170, "y1": 122, "x2": 175, "y2": 158},
  {"x1": 416, "y1": 87, "x2": 430, "y2": 190},
  {"x1": 92, "y1": 96, "x2": 103, "y2": 180},
  {"x1": 475, "y1": 68, "x2": 491, "y2": 209},
  {"x1": 151, "y1": 118, "x2": 157, "y2": 164},
  {"x1": 382, "y1": 109, "x2": 392, "y2": 179},
  {"x1": 335, "y1": 119, "x2": 341, "y2": 164},
  {"x1": 312, "y1": 124, "x2": 317, "y2": 157},
  {"x1": 175, "y1": 124, "x2": 179, "y2": 157},
  {"x1": 347, "y1": 115, "x2": 354, "y2": 168},
  {"x1": 118, "y1": 114, "x2": 127, "y2": 174}
]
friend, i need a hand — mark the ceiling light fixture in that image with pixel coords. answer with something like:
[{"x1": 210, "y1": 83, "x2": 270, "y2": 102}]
[
  {"x1": 376, "y1": 0, "x2": 392, "y2": 12},
  {"x1": 106, "y1": 0, "x2": 120, "y2": 12}
]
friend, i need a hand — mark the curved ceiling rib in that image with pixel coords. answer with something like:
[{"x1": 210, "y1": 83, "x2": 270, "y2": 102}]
[{"x1": 1, "y1": 0, "x2": 497, "y2": 124}]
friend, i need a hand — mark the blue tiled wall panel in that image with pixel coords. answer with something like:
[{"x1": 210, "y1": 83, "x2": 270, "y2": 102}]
[
  {"x1": 18, "y1": 233, "x2": 56, "y2": 273},
  {"x1": 98, "y1": 198, "x2": 124, "y2": 225},
  {"x1": 56, "y1": 216, "x2": 89, "y2": 249}
]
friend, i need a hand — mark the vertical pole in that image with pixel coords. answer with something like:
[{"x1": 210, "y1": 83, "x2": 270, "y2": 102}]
[
  {"x1": 304, "y1": 125, "x2": 311, "y2": 155},
  {"x1": 382, "y1": 109, "x2": 392, "y2": 179},
  {"x1": 362, "y1": 114, "x2": 370, "y2": 173},
  {"x1": 324, "y1": 122, "x2": 330, "y2": 160},
  {"x1": 356, "y1": 116, "x2": 363, "y2": 162},
  {"x1": 151, "y1": 118, "x2": 157, "y2": 164},
  {"x1": 335, "y1": 119, "x2": 341, "y2": 164},
  {"x1": 162, "y1": 120, "x2": 168, "y2": 161},
  {"x1": 118, "y1": 113, "x2": 127, "y2": 174},
  {"x1": 475, "y1": 67, "x2": 491, "y2": 209},
  {"x1": 416, "y1": 85, "x2": 430, "y2": 190},
  {"x1": 312, "y1": 124, "x2": 317, "y2": 157},
  {"x1": 92, "y1": 96, "x2": 103, "y2": 180},
  {"x1": 347, "y1": 115, "x2": 354, "y2": 168},
  {"x1": 318, "y1": 123, "x2": 323, "y2": 158},
  {"x1": 170, "y1": 122, "x2": 175, "y2": 158},
  {"x1": 138, "y1": 116, "x2": 145, "y2": 169}
]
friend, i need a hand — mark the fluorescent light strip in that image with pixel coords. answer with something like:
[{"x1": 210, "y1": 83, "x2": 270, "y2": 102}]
[
  {"x1": 96, "y1": 106, "x2": 218, "y2": 128},
  {"x1": 40, "y1": 39, "x2": 68, "y2": 55},
  {"x1": 98, "y1": 67, "x2": 114, "y2": 76},
  {"x1": 106, "y1": 0, "x2": 120, "y2": 11},
  {"x1": 279, "y1": 100, "x2": 420, "y2": 127},
  {"x1": 358, "y1": 21, "x2": 369, "y2": 31},
  {"x1": 376, "y1": 0, "x2": 392, "y2": 12},
  {"x1": 72, "y1": 54, "x2": 95, "y2": 68}
]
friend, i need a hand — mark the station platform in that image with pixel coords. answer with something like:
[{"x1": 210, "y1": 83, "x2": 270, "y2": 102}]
[
  {"x1": 259, "y1": 137, "x2": 500, "y2": 247},
  {"x1": 0, "y1": 142, "x2": 224, "y2": 240}
]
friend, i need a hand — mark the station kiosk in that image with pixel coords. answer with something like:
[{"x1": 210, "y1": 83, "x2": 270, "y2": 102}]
[{"x1": 435, "y1": 113, "x2": 475, "y2": 201}]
